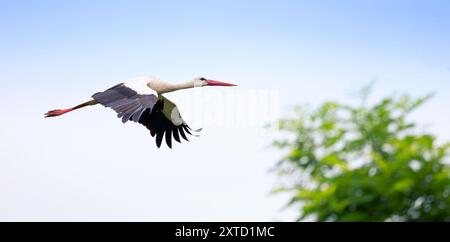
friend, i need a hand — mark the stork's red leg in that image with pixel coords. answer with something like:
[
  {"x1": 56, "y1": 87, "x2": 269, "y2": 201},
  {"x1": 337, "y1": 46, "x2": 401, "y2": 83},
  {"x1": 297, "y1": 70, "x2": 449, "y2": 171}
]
[
  {"x1": 44, "y1": 109, "x2": 74, "y2": 117},
  {"x1": 44, "y1": 100, "x2": 97, "y2": 118}
]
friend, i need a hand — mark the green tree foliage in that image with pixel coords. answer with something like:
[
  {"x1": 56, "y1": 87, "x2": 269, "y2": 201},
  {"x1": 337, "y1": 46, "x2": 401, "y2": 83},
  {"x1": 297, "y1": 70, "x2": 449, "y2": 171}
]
[{"x1": 271, "y1": 92, "x2": 450, "y2": 221}]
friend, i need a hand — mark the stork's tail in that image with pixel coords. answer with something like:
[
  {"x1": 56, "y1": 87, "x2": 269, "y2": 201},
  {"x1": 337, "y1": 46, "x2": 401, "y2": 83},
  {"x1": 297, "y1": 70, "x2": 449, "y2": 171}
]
[{"x1": 44, "y1": 100, "x2": 97, "y2": 118}]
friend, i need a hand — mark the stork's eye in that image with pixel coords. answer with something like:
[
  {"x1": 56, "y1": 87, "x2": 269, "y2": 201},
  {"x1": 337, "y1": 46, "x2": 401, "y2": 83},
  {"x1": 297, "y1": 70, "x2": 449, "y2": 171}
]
[{"x1": 199, "y1": 77, "x2": 206, "y2": 81}]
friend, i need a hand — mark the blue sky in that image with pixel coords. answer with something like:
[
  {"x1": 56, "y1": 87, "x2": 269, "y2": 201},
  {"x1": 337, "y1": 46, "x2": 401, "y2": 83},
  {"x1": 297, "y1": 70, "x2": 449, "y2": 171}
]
[{"x1": 1, "y1": 0, "x2": 449, "y2": 221}]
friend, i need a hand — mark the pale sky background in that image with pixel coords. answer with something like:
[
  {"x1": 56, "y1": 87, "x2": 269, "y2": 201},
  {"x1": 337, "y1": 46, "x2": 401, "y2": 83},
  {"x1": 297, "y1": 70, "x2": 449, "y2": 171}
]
[{"x1": 1, "y1": 0, "x2": 449, "y2": 221}]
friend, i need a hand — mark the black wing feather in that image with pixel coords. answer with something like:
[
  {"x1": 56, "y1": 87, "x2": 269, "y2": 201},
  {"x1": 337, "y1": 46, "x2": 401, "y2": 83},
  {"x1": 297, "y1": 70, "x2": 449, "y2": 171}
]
[
  {"x1": 165, "y1": 129, "x2": 172, "y2": 148},
  {"x1": 172, "y1": 128, "x2": 181, "y2": 143},
  {"x1": 137, "y1": 97, "x2": 199, "y2": 148},
  {"x1": 155, "y1": 131, "x2": 164, "y2": 148},
  {"x1": 178, "y1": 126, "x2": 189, "y2": 142}
]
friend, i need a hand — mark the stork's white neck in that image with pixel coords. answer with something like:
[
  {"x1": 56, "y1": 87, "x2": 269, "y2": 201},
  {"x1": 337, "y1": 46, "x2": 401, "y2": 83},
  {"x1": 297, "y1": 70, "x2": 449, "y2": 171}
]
[{"x1": 157, "y1": 79, "x2": 205, "y2": 94}]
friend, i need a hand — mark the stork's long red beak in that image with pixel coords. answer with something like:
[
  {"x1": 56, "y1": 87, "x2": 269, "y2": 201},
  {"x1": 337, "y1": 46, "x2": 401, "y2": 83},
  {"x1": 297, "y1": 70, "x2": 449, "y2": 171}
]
[{"x1": 206, "y1": 80, "x2": 237, "y2": 86}]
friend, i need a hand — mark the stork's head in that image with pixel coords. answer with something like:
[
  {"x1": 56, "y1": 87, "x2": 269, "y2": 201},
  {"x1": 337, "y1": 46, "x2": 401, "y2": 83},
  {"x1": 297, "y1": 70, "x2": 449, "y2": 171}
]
[{"x1": 195, "y1": 77, "x2": 237, "y2": 87}]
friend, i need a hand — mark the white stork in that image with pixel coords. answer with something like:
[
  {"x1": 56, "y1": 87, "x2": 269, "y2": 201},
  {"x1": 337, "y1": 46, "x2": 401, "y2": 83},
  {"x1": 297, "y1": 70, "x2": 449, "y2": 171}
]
[{"x1": 45, "y1": 76, "x2": 236, "y2": 148}]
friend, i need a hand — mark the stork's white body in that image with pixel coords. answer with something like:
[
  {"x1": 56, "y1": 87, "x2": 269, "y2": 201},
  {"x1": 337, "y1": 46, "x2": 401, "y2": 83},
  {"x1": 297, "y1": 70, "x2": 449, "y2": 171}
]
[{"x1": 123, "y1": 76, "x2": 159, "y2": 95}]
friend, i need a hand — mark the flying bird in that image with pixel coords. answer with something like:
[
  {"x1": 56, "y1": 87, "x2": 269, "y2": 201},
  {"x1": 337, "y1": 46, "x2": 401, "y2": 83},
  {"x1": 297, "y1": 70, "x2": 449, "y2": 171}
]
[{"x1": 45, "y1": 76, "x2": 236, "y2": 148}]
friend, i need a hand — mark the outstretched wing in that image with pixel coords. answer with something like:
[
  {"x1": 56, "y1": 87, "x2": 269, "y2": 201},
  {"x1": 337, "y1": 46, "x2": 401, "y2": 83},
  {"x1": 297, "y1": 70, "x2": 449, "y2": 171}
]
[
  {"x1": 92, "y1": 82, "x2": 158, "y2": 123},
  {"x1": 137, "y1": 96, "x2": 201, "y2": 148}
]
